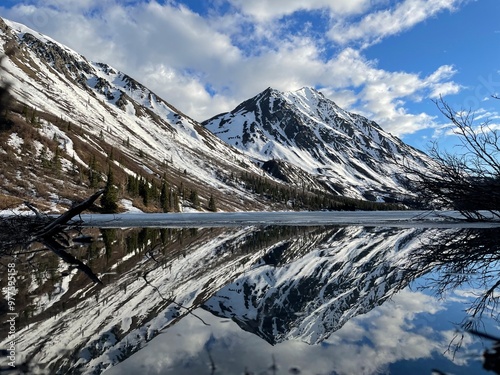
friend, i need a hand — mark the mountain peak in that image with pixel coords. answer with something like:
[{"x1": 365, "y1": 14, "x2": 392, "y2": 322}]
[
  {"x1": 293, "y1": 86, "x2": 323, "y2": 98},
  {"x1": 261, "y1": 86, "x2": 325, "y2": 102},
  {"x1": 203, "y1": 86, "x2": 430, "y2": 202}
]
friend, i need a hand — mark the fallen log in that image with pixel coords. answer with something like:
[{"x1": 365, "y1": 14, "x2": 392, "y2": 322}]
[{"x1": 34, "y1": 189, "x2": 104, "y2": 239}]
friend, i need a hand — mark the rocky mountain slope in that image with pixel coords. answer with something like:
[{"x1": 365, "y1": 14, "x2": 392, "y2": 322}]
[
  {"x1": 0, "y1": 17, "x2": 283, "y2": 213},
  {"x1": 203, "y1": 87, "x2": 431, "y2": 202}
]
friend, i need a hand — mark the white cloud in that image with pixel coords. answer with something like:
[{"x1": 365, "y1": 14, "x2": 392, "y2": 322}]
[
  {"x1": 328, "y1": 0, "x2": 465, "y2": 48},
  {"x1": 424, "y1": 65, "x2": 462, "y2": 98},
  {"x1": 227, "y1": 0, "x2": 371, "y2": 21},
  {"x1": 319, "y1": 49, "x2": 457, "y2": 135}
]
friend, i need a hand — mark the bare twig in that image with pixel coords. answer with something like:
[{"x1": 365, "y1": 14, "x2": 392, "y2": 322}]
[{"x1": 141, "y1": 270, "x2": 209, "y2": 326}]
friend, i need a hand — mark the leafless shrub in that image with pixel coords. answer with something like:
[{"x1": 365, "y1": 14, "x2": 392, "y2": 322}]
[{"x1": 402, "y1": 97, "x2": 500, "y2": 221}]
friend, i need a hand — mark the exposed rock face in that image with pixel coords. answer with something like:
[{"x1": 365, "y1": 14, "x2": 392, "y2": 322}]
[{"x1": 204, "y1": 87, "x2": 431, "y2": 202}]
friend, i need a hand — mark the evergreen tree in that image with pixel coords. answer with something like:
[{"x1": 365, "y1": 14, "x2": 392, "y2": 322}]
[
  {"x1": 30, "y1": 108, "x2": 36, "y2": 125},
  {"x1": 150, "y1": 178, "x2": 159, "y2": 203},
  {"x1": 189, "y1": 189, "x2": 200, "y2": 208},
  {"x1": 88, "y1": 154, "x2": 99, "y2": 188},
  {"x1": 172, "y1": 190, "x2": 179, "y2": 212},
  {"x1": 208, "y1": 193, "x2": 217, "y2": 212},
  {"x1": 127, "y1": 175, "x2": 140, "y2": 196},
  {"x1": 39, "y1": 146, "x2": 50, "y2": 168},
  {"x1": 101, "y1": 168, "x2": 119, "y2": 213},
  {"x1": 52, "y1": 146, "x2": 62, "y2": 172},
  {"x1": 178, "y1": 182, "x2": 185, "y2": 200},
  {"x1": 21, "y1": 105, "x2": 28, "y2": 121},
  {"x1": 160, "y1": 181, "x2": 170, "y2": 212},
  {"x1": 139, "y1": 178, "x2": 150, "y2": 206}
]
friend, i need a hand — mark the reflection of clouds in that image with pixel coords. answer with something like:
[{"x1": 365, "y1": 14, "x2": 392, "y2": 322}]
[
  {"x1": 439, "y1": 330, "x2": 475, "y2": 366},
  {"x1": 454, "y1": 288, "x2": 488, "y2": 300},
  {"x1": 325, "y1": 289, "x2": 448, "y2": 374},
  {"x1": 106, "y1": 288, "x2": 476, "y2": 375},
  {"x1": 128, "y1": 328, "x2": 213, "y2": 372}
]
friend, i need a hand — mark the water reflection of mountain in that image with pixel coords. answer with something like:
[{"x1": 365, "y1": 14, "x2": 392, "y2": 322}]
[
  {"x1": 203, "y1": 226, "x2": 427, "y2": 345},
  {"x1": 204, "y1": 227, "x2": 500, "y2": 347},
  {"x1": 1, "y1": 225, "x2": 499, "y2": 374}
]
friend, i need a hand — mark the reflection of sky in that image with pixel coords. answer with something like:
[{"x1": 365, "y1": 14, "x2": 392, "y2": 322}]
[{"x1": 105, "y1": 286, "x2": 489, "y2": 375}]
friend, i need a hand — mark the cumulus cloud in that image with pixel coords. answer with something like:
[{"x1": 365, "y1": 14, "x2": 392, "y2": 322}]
[
  {"x1": 1, "y1": 0, "x2": 465, "y2": 135},
  {"x1": 319, "y1": 49, "x2": 458, "y2": 135},
  {"x1": 227, "y1": 0, "x2": 371, "y2": 22}
]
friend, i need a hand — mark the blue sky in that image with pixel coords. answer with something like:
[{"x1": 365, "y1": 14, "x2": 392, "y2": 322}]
[{"x1": 0, "y1": 0, "x2": 499, "y2": 151}]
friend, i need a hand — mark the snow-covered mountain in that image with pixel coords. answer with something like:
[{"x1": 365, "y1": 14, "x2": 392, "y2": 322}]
[
  {"x1": 0, "y1": 17, "x2": 275, "y2": 212},
  {"x1": 0, "y1": 16, "x2": 432, "y2": 211},
  {"x1": 203, "y1": 87, "x2": 431, "y2": 202}
]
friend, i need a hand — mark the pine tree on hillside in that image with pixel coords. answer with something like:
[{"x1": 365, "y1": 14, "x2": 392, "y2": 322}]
[
  {"x1": 88, "y1": 154, "x2": 100, "y2": 188},
  {"x1": 139, "y1": 178, "x2": 150, "y2": 206},
  {"x1": 101, "y1": 168, "x2": 119, "y2": 213},
  {"x1": 189, "y1": 189, "x2": 200, "y2": 209},
  {"x1": 208, "y1": 193, "x2": 217, "y2": 212},
  {"x1": 160, "y1": 181, "x2": 170, "y2": 212},
  {"x1": 39, "y1": 146, "x2": 50, "y2": 168},
  {"x1": 127, "y1": 175, "x2": 139, "y2": 196},
  {"x1": 52, "y1": 146, "x2": 62, "y2": 172}
]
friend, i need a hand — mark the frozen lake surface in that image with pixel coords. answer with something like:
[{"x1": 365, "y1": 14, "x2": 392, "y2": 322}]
[{"x1": 78, "y1": 210, "x2": 500, "y2": 228}]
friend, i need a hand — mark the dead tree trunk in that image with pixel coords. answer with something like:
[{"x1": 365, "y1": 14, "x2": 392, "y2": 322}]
[
  {"x1": 1, "y1": 190, "x2": 105, "y2": 283},
  {"x1": 33, "y1": 189, "x2": 104, "y2": 239}
]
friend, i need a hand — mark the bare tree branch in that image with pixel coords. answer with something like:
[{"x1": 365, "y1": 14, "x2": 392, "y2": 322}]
[{"x1": 400, "y1": 97, "x2": 500, "y2": 221}]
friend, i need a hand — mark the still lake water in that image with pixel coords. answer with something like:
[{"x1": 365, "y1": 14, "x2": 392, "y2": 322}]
[{"x1": 1, "y1": 212, "x2": 500, "y2": 374}]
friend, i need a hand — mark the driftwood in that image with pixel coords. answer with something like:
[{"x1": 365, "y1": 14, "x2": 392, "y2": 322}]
[
  {"x1": 1, "y1": 190, "x2": 104, "y2": 284},
  {"x1": 33, "y1": 189, "x2": 104, "y2": 239}
]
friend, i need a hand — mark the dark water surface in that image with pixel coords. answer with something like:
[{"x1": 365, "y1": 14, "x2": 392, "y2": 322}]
[{"x1": 1, "y1": 219, "x2": 500, "y2": 374}]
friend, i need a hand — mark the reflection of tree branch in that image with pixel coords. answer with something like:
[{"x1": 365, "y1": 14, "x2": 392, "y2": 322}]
[
  {"x1": 205, "y1": 346, "x2": 216, "y2": 375},
  {"x1": 407, "y1": 228, "x2": 500, "y2": 356},
  {"x1": 141, "y1": 269, "x2": 209, "y2": 326},
  {"x1": 42, "y1": 236, "x2": 103, "y2": 284},
  {"x1": 469, "y1": 278, "x2": 500, "y2": 322}
]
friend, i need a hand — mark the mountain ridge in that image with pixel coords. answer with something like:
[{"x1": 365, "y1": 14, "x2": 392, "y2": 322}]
[
  {"x1": 0, "y1": 17, "x2": 284, "y2": 213},
  {"x1": 203, "y1": 86, "x2": 430, "y2": 202},
  {"x1": 0, "y1": 16, "x2": 427, "y2": 212}
]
